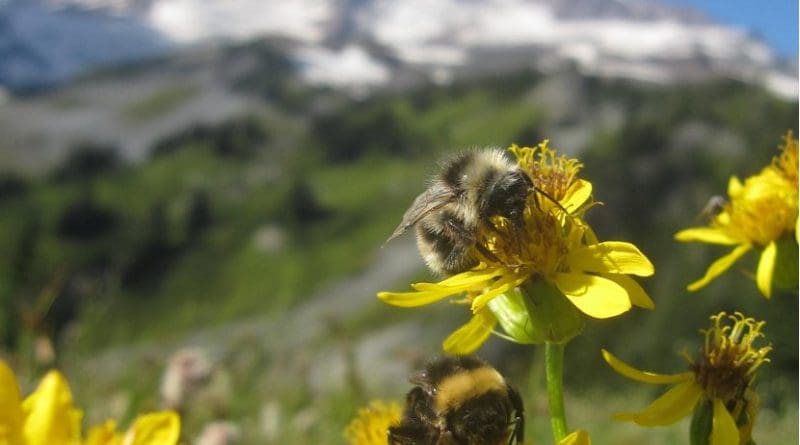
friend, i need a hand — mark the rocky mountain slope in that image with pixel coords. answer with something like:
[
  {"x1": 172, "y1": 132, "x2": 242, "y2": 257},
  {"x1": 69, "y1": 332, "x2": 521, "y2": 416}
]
[{"x1": 2, "y1": 0, "x2": 796, "y2": 97}]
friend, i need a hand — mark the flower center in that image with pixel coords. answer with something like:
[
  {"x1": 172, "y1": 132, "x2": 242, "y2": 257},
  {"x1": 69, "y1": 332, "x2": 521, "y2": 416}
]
[
  {"x1": 475, "y1": 143, "x2": 587, "y2": 277},
  {"x1": 479, "y1": 207, "x2": 572, "y2": 277},
  {"x1": 774, "y1": 131, "x2": 798, "y2": 185},
  {"x1": 688, "y1": 312, "x2": 771, "y2": 403},
  {"x1": 719, "y1": 171, "x2": 798, "y2": 246},
  {"x1": 511, "y1": 141, "x2": 583, "y2": 204}
]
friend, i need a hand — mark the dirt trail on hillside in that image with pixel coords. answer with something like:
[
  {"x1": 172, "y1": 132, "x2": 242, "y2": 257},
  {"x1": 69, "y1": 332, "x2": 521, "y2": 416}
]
[{"x1": 77, "y1": 237, "x2": 424, "y2": 378}]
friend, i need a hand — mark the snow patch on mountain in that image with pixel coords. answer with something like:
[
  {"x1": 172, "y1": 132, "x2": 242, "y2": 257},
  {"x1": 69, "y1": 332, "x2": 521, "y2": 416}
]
[
  {"x1": 146, "y1": 0, "x2": 332, "y2": 43},
  {"x1": 294, "y1": 45, "x2": 390, "y2": 89},
  {"x1": 1, "y1": 0, "x2": 796, "y2": 100}
]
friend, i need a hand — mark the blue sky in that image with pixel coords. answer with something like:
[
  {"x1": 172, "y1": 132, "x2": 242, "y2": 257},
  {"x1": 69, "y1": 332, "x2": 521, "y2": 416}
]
[{"x1": 663, "y1": 0, "x2": 798, "y2": 59}]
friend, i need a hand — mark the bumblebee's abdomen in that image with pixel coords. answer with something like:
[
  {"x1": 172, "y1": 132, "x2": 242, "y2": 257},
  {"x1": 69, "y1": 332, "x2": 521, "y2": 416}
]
[
  {"x1": 416, "y1": 208, "x2": 479, "y2": 275},
  {"x1": 445, "y1": 391, "x2": 513, "y2": 445}
]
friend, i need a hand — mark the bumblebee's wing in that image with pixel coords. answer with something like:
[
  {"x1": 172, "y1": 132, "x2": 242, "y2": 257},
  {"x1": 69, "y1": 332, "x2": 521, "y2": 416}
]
[{"x1": 386, "y1": 182, "x2": 455, "y2": 243}]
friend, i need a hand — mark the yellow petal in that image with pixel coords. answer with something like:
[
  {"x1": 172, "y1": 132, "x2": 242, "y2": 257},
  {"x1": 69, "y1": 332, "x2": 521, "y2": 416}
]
[
  {"x1": 613, "y1": 381, "x2": 702, "y2": 426},
  {"x1": 728, "y1": 176, "x2": 743, "y2": 196},
  {"x1": 470, "y1": 274, "x2": 527, "y2": 313},
  {"x1": 122, "y1": 412, "x2": 180, "y2": 445},
  {"x1": 687, "y1": 243, "x2": 752, "y2": 291},
  {"x1": 583, "y1": 224, "x2": 599, "y2": 245},
  {"x1": 419, "y1": 267, "x2": 503, "y2": 289},
  {"x1": 442, "y1": 308, "x2": 497, "y2": 355},
  {"x1": 710, "y1": 398, "x2": 739, "y2": 445},
  {"x1": 600, "y1": 273, "x2": 654, "y2": 309},
  {"x1": 377, "y1": 288, "x2": 458, "y2": 307},
  {"x1": 674, "y1": 227, "x2": 740, "y2": 245},
  {"x1": 756, "y1": 241, "x2": 777, "y2": 299},
  {"x1": 555, "y1": 273, "x2": 631, "y2": 319},
  {"x1": 562, "y1": 179, "x2": 592, "y2": 211},
  {"x1": 602, "y1": 350, "x2": 694, "y2": 384},
  {"x1": 565, "y1": 242, "x2": 654, "y2": 276},
  {"x1": 85, "y1": 420, "x2": 120, "y2": 445},
  {"x1": 559, "y1": 429, "x2": 591, "y2": 445},
  {"x1": 21, "y1": 370, "x2": 82, "y2": 445},
  {"x1": 0, "y1": 361, "x2": 23, "y2": 444},
  {"x1": 378, "y1": 268, "x2": 507, "y2": 307}
]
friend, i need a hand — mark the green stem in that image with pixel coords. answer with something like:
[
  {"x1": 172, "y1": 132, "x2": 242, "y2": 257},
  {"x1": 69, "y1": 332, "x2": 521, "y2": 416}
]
[{"x1": 545, "y1": 341, "x2": 568, "y2": 443}]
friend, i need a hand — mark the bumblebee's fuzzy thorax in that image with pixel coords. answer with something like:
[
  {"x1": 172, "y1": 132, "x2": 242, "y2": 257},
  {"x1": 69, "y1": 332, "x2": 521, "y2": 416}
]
[{"x1": 433, "y1": 366, "x2": 507, "y2": 413}]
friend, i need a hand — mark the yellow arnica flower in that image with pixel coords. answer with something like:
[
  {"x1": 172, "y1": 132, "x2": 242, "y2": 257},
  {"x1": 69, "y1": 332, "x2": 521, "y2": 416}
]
[
  {"x1": 559, "y1": 429, "x2": 591, "y2": 445},
  {"x1": 676, "y1": 132, "x2": 799, "y2": 298},
  {"x1": 603, "y1": 312, "x2": 770, "y2": 445},
  {"x1": 343, "y1": 400, "x2": 402, "y2": 445},
  {"x1": 378, "y1": 141, "x2": 654, "y2": 353},
  {"x1": 0, "y1": 360, "x2": 180, "y2": 445}
]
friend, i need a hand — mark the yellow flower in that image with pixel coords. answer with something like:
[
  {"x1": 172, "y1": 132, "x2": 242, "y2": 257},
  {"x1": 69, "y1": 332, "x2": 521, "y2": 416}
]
[
  {"x1": 676, "y1": 132, "x2": 798, "y2": 298},
  {"x1": 559, "y1": 429, "x2": 591, "y2": 445},
  {"x1": 0, "y1": 360, "x2": 180, "y2": 445},
  {"x1": 343, "y1": 400, "x2": 402, "y2": 445},
  {"x1": 603, "y1": 312, "x2": 770, "y2": 445},
  {"x1": 84, "y1": 413, "x2": 180, "y2": 445},
  {"x1": 379, "y1": 142, "x2": 654, "y2": 353}
]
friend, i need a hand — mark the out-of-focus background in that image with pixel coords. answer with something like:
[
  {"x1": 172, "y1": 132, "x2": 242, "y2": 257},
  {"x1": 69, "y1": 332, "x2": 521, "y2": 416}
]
[{"x1": 0, "y1": 0, "x2": 797, "y2": 443}]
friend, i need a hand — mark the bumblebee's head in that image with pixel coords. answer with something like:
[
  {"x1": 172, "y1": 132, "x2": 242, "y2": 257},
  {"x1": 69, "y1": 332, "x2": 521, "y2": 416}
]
[{"x1": 481, "y1": 169, "x2": 532, "y2": 222}]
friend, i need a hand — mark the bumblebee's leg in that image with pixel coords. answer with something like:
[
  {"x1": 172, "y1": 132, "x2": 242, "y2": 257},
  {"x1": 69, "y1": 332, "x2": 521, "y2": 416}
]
[
  {"x1": 406, "y1": 387, "x2": 437, "y2": 427},
  {"x1": 474, "y1": 242, "x2": 501, "y2": 264},
  {"x1": 507, "y1": 384, "x2": 525, "y2": 444},
  {"x1": 388, "y1": 424, "x2": 437, "y2": 445},
  {"x1": 440, "y1": 217, "x2": 479, "y2": 273}
]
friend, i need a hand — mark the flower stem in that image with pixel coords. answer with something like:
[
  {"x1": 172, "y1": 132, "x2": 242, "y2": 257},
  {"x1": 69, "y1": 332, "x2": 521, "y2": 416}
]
[{"x1": 545, "y1": 341, "x2": 568, "y2": 442}]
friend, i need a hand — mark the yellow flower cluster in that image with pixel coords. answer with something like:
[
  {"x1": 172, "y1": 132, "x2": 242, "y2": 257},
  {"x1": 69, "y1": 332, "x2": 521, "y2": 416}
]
[
  {"x1": 0, "y1": 361, "x2": 179, "y2": 445},
  {"x1": 676, "y1": 132, "x2": 799, "y2": 297},
  {"x1": 378, "y1": 141, "x2": 654, "y2": 353}
]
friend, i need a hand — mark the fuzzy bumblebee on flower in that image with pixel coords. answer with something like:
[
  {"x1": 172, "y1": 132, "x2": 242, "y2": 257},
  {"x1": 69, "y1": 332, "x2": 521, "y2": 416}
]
[
  {"x1": 379, "y1": 141, "x2": 654, "y2": 353},
  {"x1": 676, "y1": 132, "x2": 798, "y2": 298},
  {"x1": 378, "y1": 141, "x2": 654, "y2": 442}
]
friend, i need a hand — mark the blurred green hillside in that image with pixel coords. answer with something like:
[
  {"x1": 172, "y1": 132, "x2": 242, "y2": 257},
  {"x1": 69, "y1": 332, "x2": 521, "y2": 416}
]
[{"x1": 0, "y1": 42, "x2": 796, "y2": 443}]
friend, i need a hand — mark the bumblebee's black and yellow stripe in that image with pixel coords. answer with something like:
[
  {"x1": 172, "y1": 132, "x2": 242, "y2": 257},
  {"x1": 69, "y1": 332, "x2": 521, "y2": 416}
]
[{"x1": 389, "y1": 356, "x2": 525, "y2": 445}]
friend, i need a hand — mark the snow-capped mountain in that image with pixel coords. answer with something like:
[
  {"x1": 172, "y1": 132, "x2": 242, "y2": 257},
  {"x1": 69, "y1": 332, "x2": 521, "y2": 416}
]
[
  {"x1": 2, "y1": 0, "x2": 797, "y2": 98},
  {"x1": 0, "y1": 0, "x2": 171, "y2": 91}
]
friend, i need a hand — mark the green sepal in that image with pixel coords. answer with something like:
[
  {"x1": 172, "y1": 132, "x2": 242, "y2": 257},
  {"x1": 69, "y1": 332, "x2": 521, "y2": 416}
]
[
  {"x1": 488, "y1": 287, "x2": 544, "y2": 344},
  {"x1": 519, "y1": 278, "x2": 585, "y2": 344},
  {"x1": 772, "y1": 234, "x2": 799, "y2": 292},
  {"x1": 690, "y1": 398, "x2": 713, "y2": 445}
]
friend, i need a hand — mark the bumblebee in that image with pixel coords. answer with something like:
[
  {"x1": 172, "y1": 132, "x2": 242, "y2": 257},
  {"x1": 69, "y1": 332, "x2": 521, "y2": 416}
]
[
  {"x1": 387, "y1": 149, "x2": 533, "y2": 275},
  {"x1": 388, "y1": 355, "x2": 525, "y2": 445}
]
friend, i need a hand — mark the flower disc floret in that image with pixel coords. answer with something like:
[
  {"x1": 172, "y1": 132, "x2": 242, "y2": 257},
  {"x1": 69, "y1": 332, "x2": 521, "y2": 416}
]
[{"x1": 689, "y1": 312, "x2": 771, "y2": 402}]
